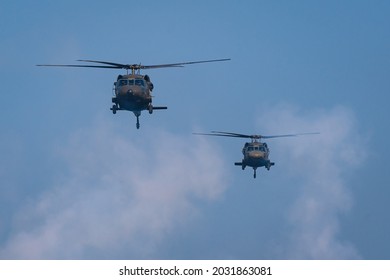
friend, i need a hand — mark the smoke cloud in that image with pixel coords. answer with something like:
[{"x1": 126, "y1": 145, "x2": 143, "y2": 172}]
[
  {"x1": 0, "y1": 121, "x2": 228, "y2": 259},
  {"x1": 0, "y1": 104, "x2": 365, "y2": 260},
  {"x1": 258, "y1": 104, "x2": 364, "y2": 259}
]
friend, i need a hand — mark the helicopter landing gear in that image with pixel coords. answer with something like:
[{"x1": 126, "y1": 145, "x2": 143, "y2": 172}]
[
  {"x1": 134, "y1": 111, "x2": 141, "y2": 129},
  {"x1": 111, "y1": 104, "x2": 118, "y2": 114},
  {"x1": 148, "y1": 103, "x2": 153, "y2": 114},
  {"x1": 234, "y1": 161, "x2": 246, "y2": 170},
  {"x1": 266, "y1": 161, "x2": 275, "y2": 171}
]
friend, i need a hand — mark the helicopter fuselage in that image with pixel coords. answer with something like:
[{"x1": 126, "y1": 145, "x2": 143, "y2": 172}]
[
  {"x1": 113, "y1": 74, "x2": 152, "y2": 111},
  {"x1": 111, "y1": 74, "x2": 166, "y2": 129},
  {"x1": 234, "y1": 141, "x2": 275, "y2": 178},
  {"x1": 242, "y1": 142, "x2": 273, "y2": 168}
]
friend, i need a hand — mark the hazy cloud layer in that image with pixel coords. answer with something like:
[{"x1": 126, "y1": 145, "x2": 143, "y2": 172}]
[
  {"x1": 0, "y1": 121, "x2": 228, "y2": 259},
  {"x1": 259, "y1": 104, "x2": 364, "y2": 259},
  {"x1": 0, "y1": 104, "x2": 365, "y2": 259}
]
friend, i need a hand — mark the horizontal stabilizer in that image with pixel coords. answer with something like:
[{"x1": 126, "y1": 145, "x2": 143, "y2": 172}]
[
  {"x1": 152, "y1": 106, "x2": 168, "y2": 110},
  {"x1": 234, "y1": 162, "x2": 242, "y2": 166}
]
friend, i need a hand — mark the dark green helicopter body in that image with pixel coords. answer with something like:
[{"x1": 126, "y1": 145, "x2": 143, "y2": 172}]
[
  {"x1": 235, "y1": 141, "x2": 274, "y2": 175},
  {"x1": 111, "y1": 73, "x2": 167, "y2": 129}
]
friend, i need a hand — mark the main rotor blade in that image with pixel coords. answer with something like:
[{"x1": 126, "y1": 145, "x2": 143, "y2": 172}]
[
  {"x1": 76, "y1": 60, "x2": 180, "y2": 70},
  {"x1": 77, "y1": 60, "x2": 129, "y2": 68},
  {"x1": 36, "y1": 63, "x2": 120, "y2": 69},
  {"x1": 37, "y1": 60, "x2": 130, "y2": 69},
  {"x1": 142, "y1": 58, "x2": 231, "y2": 69},
  {"x1": 194, "y1": 131, "x2": 320, "y2": 140},
  {"x1": 37, "y1": 58, "x2": 230, "y2": 70},
  {"x1": 193, "y1": 131, "x2": 251, "y2": 139},
  {"x1": 261, "y1": 132, "x2": 320, "y2": 139},
  {"x1": 210, "y1": 131, "x2": 252, "y2": 138}
]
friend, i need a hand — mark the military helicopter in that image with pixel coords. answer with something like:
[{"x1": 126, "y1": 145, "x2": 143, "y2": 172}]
[
  {"x1": 37, "y1": 58, "x2": 230, "y2": 129},
  {"x1": 194, "y1": 131, "x2": 319, "y2": 178}
]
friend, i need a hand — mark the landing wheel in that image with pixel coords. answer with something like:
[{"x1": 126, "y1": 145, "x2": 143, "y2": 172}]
[
  {"x1": 253, "y1": 169, "x2": 257, "y2": 179},
  {"x1": 136, "y1": 116, "x2": 140, "y2": 129},
  {"x1": 111, "y1": 104, "x2": 118, "y2": 114},
  {"x1": 148, "y1": 104, "x2": 153, "y2": 114},
  {"x1": 266, "y1": 162, "x2": 274, "y2": 171}
]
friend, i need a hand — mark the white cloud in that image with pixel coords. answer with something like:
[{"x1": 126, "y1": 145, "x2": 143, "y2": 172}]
[
  {"x1": 258, "y1": 104, "x2": 365, "y2": 259},
  {"x1": 0, "y1": 121, "x2": 228, "y2": 259},
  {"x1": 1, "y1": 105, "x2": 366, "y2": 260}
]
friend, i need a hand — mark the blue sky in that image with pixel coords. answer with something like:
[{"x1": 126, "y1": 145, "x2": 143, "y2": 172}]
[{"x1": 0, "y1": 0, "x2": 389, "y2": 259}]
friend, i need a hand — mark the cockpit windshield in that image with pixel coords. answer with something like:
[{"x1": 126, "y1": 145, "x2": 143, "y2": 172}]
[
  {"x1": 118, "y1": 79, "x2": 144, "y2": 87},
  {"x1": 118, "y1": 79, "x2": 128, "y2": 86},
  {"x1": 247, "y1": 146, "x2": 266, "y2": 152}
]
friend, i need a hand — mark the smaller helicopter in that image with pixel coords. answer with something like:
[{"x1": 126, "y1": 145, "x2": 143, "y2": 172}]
[{"x1": 193, "y1": 131, "x2": 319, "y2": 178}]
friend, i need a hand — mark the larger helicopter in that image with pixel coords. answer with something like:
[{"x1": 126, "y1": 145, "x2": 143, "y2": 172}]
[
  {"x1": 194, "y1": 131, "x2": 319, "y2": 178},
  {"x1": 37, "y1": 58, "x2": 230, "y2": 129}
]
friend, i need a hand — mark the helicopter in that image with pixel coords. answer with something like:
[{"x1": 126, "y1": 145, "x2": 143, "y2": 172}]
[
  {"x1": 37, "y1": 58, "x2": 230, "y2": 129},
  {"x1": 194, "y1": 131, "x2": 319, "y2": 178}
]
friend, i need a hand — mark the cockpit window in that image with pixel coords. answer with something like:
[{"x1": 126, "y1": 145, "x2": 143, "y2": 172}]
[
  {"x1": 248, "y1": 146, "x2": 266, "y2": 152},
  {"x1": 118, "y1": 79, "x2": 137, "y2": 86},
  {"x1": 135, "y1": 79, "x2": 145, "y2": 86},
  {"x1": 119, "y1": 79, "x2": 127, "y2": 86}
]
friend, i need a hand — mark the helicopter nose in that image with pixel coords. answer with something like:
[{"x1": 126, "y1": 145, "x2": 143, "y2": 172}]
[
  {"x1": 128, "y1": 87, "x2": 143, "y2": 96},
  {"x1": 118, "y1": 86, "x2": 131, "y2": 96},
  {"x1": 120, "y1": 87, "x2": 138, "y2": 97},
  {"x1": 250, "y1": 151, "x2": 263, "y2": 158}
]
